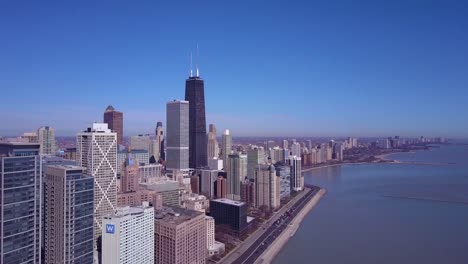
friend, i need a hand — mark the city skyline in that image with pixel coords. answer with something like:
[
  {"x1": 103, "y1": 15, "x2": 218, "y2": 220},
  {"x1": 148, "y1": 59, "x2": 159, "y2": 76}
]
[{"x1": 1, "y1": 1, "x2": 468, "y2": 138}]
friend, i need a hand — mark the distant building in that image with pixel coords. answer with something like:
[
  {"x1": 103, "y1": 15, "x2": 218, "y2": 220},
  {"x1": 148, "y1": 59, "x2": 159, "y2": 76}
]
[
  {"x1": 118, "y1": 153, "x2": 162, "y2": 208},
  {"x1": 130, "y1": 134, "x2": 151, "y2": 151},
  {"x1": 207, "y1": 124, "x2": 220, "y2": 159},
  {"x1": 0, "y1": 143, "x2": 42, "y2": 264},
  {"x1": 221, "y1": 129, "x2": 232, "y2": 167},
  {"x1": 76, "y1": 123, "x2": 117, "y2": 242},
  {"x1": 227, "y1": 153, "x2": 243, "y2": 200},
  {"x1": 240, "y1": 179, "x2": 255, "y2": 207},
  {"x1": 197, "y1": 169, "x2": 217, "y2": 198},
  {"x1": 282, "y1": 139, "x2": 289, "y2": 150},
  {"x1": 290, "y1": 142, "x2": 301, "y2": 157},
  {"x1": 288, "y1": 155, "x2": 303, "y2": 192},
  {"x1": 216, "y1": 176, "x2": 227, "y2": 198},
  {"x1": 38, "y1": 126, "x2": 56, "y2": 155},
  {"x1": 104, "y1": 105, "x2": 124, "y2": 145},
  {"x1": 154, "y1": 207, "x2": 206, "y2": 264},
  {"x1": 210, "y1": 198, "x2": 248, "y2": 234},
  {"x1": 166, "y1": 100, "x2": 190, "y2": 179},
  {"x1": 254, "y1": 164, "x2": 280, "y2": 210},
  {"x1": 247, "y1": 147, "x2": 265, "y2": 180},
  {"x1": 154, "y1": 122, "x2": 165, "y2": 161},
  {"x1": 44, "y1": 165, "x2": 94, "y2": 264},
  {"x1": 270, "y1": 146, "x2": 285, "y2": 164},
  {"x1": 102, "y1": 203, "x2": 154, "y2": 264},
  {"x1": 208, "y1": 157, "x2": 223, "y2": 170},
  {"x1": 140, "y1": 180, "x2": 183, "y2": 207},
  {"x1": 191, "y1": 174, "x2": 200, "y2": 194},
  {"x1": 21, "y1": 131, "x2": 37, "y2": 143},
  {"x1": 139, "y1": 163, "x2": 164, "y2": 183},
  {"x1": 64, "y1": 147, "x2": 77, "y2": 160},
  {"x1": 275, "y1": 163, "x2": 291, "y2": 200}
]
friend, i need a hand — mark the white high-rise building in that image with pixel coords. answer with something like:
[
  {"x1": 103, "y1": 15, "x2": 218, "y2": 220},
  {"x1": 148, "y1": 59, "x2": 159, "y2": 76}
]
[
  {"x1": 76, "y1": 123, "x2": 117, "y2": 244},
  {"x1": 221, "y1": 129, "x2": 232, "y2": 169},
  {"x1": 290, "y1": 142, "x2": 301, "y2": 157},
  {"x1": 205, "y1": 216, "x2": 225, "y2": 256},
  {"x1": 288, "y1": 155, "x2": 303, "y2": 191},
  {"x1": 102, "y1": 203, "x2": 155, "y2": 264},
  {"x1": 38, "y1": 126, "x2": 56, "y2": 155}
]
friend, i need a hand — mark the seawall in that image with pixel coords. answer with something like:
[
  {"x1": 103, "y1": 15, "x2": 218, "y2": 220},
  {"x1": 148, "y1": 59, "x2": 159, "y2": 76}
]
[{"x1": 254, "y1": 188, "x2": 327, "y2": 264}]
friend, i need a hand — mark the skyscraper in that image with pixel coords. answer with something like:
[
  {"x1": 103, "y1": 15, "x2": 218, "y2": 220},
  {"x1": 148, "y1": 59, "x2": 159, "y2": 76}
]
[
  {"x1": 227, "y1": 153, "x2": 242, "y2": 200},
  {"x1": 207, "y1": 123, "x2": 219, "y2": 159},
  {"x1": 104, "y1": 105, "x2": 124, "y2": 145},
  {"x1": 288, "y1": 155, "x2": 303, "y2": 192},
  {"x1": 155, "y1": 122, "x2": 164, "y2": 161},
  {"x1": 44, "y1": 165, "x2": 94, "y2": 264},
  {"x1": 290, "y1": 141, "x2": 301, "y2": 157},
  {"x1": 222, "y1": 129, "x2": 232, "y2": 168},
  {"x1": 37, "y1": 126, "x2": 56, "y2": 155},
  {"x1": 254, "y1": 164, "x2": 280, "y2": 210},
  {"x1": 247, "y1": 147, "x2": 265, "y2": 180},
  {"x1": 185, "y1": 71, "x2": 207, "y2": 169},
  {"x1": 76, "y1": 123, "x2": 117, "y2": 245},
  {"x1": 0, "y1": 143, "x2": 42, "y2": 264},
  {"x1": 166, "y1": 100, "x2": 189, "y2": 179}
]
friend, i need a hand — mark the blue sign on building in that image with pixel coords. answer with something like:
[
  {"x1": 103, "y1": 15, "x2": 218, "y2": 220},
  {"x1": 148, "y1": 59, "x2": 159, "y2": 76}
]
[{"x1": 106, "y1": 224, "x2": 115, "y2": 234}]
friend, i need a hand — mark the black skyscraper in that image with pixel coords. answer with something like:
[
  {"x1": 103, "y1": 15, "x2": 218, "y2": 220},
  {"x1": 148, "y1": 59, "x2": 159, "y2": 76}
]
[{"x1": 185, "y1": 74, "x2": 208, "y2": 169}]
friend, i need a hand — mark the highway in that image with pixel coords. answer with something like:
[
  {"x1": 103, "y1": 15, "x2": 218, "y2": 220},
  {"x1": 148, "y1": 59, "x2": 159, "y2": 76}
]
[{"x1": 224, "y1": 186, "x2": 319, "y2": 264}]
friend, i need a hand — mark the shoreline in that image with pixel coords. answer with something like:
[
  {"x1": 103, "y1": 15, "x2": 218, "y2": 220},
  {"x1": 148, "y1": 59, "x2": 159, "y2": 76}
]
[{"x1": 254, "y1": 188, "x2": 327, "y2": 264}]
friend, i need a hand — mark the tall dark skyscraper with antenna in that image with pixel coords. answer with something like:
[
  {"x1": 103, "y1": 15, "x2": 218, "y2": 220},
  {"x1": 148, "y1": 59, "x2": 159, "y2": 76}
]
[{"x1": 185, "y1": 59, "x2": 208, "y2": 169}]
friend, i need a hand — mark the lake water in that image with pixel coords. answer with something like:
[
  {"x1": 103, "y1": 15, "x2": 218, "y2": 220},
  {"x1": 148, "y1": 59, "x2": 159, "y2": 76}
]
[{"x1": 274, "y1": 144, "x2": 468, "y2": 264}]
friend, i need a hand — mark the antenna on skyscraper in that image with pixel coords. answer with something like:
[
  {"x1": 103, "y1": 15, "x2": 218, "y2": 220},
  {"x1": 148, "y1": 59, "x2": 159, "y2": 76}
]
[
  {"x1": 196, "y1": 44, "x2": 200, "y2": 77},
  {"x1": 190, "y1": 52, "x2": 193, "y2": 77}
]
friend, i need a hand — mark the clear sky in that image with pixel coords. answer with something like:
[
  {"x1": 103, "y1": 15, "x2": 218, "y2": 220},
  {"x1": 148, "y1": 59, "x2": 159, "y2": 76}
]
[{"x1": 1, "y1": 0, "x2": 467, "y2": 138}]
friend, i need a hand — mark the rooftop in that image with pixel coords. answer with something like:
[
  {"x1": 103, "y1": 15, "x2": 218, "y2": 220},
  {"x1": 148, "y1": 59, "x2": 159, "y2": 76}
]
[
  {"x1": 212, "y1": 198, "x2": 246, "y2": 207},
  {"x1": 154, "y1": 206, "x2": 203, "y2": 225},
  {"x1": 44, "y1": 164, "x2": 85, "y2": 171}
]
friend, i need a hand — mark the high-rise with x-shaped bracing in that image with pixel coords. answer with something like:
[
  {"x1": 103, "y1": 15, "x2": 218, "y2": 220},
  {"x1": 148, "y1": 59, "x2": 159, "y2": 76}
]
[{"x1": 76, "y1": 123, "x2": 117, "y2": 250}]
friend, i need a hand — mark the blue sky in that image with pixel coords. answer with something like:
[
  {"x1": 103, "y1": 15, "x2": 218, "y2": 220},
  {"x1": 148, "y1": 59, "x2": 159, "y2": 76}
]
[{"x1": 0, "y1": 0, "x2": 467, "y2": 138}]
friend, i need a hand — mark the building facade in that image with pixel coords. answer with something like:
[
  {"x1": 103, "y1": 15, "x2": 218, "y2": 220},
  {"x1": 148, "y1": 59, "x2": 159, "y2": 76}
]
[
  {"x1": 76, "y1": 123, "x2": 117, "y2": 243},
  {"x1": 288, "y1": 155, "x2": 303, "y2": 192},
  {"x1": 130, "y1": 134, "x2": 151, "y2": 151},
  {"x1": 44, "y1": 165, "x2": 94, "y2": 264},
  {"x1": 209, "y1": 198, "x2": 247, "y2": 234},
  {"x1": 166, "y1": 100, "x2": 190, "y2": 179},
  {"x1": 185, "y1": 74, "x2": 208, "y2": 169},
  {"x1": 247, "y1": 147, "x2": 265, "y2": 180},
  {"x1": 102, "y1": 204, "x2": 154, "y2": 264},
  {"x1": 254, "y1": 164, "x2": 280, "y2": 210},
  {"x1": 0, "y1": 143, "x2": 42, "y2": 264},
  {"x1": 221, "y1": 129, "x2": 232, "y2": 168},
  {"x1": 103, "y1": 105, "x2": 124, "y2": 145},
  {"x1": 38, "y1": 126, "x2": 56, "y2": 155},
  {"x1": 154, "y1": 207, "x2": 206, "y2": 264},
  {"x1": 207, "y1": 124, "x2": 219, "y2": 160}
]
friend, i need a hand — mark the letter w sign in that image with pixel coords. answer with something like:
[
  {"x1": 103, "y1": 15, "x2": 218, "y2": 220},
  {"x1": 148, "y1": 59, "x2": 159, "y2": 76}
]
[{"x1": 106, "y1": 224, "x2": 115, "y2": 234}]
